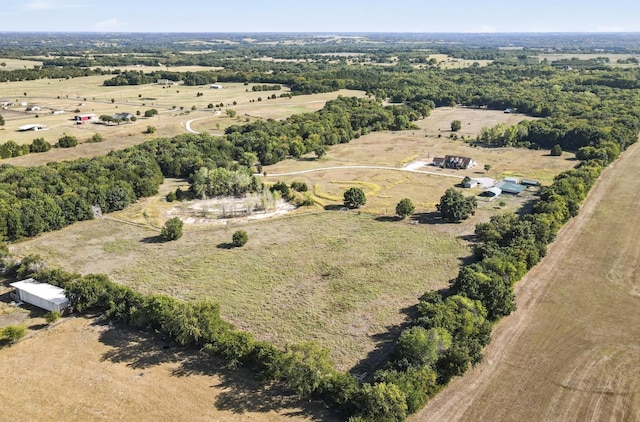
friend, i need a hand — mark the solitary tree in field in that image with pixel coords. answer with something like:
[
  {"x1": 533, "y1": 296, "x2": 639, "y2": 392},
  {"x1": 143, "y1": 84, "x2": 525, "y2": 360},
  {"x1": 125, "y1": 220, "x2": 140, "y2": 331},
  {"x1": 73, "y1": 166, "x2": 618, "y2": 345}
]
[
  {"x1": 344, "y1": 187, "x2": 366, "y2": 209},
  {"x1": 232, "y1": 230, "x2": 248, "y2": 247},
  {"x1": 484, "y1": 164, "x2": 492, "y2": 173},
  {"x1": 437, "y1": 188, "x2": 477, "y2": 223},
  {"x1": 451, "y1": 120, "x2": 462, "y2": 132},
  {"x1": 161, "y1": 217, "x2": 183, "y2": 241},
  {"x1": 550, "y1": 144, "x2": 563, "y2": 156},
  {"x1": 395, "y1": 198, "x2": 415, "y2": 219},
  {"x1": 0, "y1": 115, "x2": 4, "y2": 126},
  {"x1": 144, "y1": 109, "x2": 158, "y2": 118}
]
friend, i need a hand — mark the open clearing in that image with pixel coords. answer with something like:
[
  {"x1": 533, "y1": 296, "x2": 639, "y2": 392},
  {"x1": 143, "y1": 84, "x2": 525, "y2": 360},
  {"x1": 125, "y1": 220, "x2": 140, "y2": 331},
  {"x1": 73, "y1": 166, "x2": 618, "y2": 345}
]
[
  {"x1": 0, "y1": 316, "x2": 333, "y2": 422},
  {"x1": 414, "y1": 142, "x2": 640, "y2": 421},
  {"x1": 7, "y1": 107, "x2": 577, "y2": 372},
  {"x1": 10, "y1": 212, "x2": 470, "y2": 372},
  {"x1": 0, "y1": 73, "x2": 362, "y2": 166}
]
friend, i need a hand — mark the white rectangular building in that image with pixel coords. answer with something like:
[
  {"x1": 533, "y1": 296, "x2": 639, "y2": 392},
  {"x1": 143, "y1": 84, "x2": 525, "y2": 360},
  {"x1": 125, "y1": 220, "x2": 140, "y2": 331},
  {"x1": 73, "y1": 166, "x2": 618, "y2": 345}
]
[{"x1": 10, "y1": 278, "x2": 70, "y2": 312}]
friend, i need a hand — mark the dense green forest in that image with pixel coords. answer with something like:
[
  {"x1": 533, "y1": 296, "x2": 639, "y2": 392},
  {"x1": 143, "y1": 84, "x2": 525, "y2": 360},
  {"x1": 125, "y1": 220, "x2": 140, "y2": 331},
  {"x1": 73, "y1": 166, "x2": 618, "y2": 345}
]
[{"x1": 2, "y1": 34, "x2": 640, "y2": 420}]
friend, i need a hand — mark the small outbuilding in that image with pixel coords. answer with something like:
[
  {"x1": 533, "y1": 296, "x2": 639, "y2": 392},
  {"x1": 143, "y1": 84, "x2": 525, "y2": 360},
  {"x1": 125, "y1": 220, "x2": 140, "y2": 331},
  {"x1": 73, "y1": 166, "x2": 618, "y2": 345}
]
[
  {"x1": 75, "y1": 113, "x2": 97, "y2": 124},
  {"x1": 10, "y1": 278, "x2": 70, "y2": 312},
  {"x1": 495, "y1": 181, "x2": 527, "y2": 195},
  {"x1": 521, "y1": 179, "x2": 539, "y2": 187},
  {"x1": 504, "y1": 176, "x2": 520, "y2": 184},
  {"x1": 17, "y1": 123, "x2": 48, "y2": 131},
  {"x1": 210, "y1": 84, "x2": 223, "y2": 89},
  {"x1": 464, "y1": 179, "x2": 479, "y2": 188},
  {"x1": 483, "y1": 186, "x2": 502, "y2": 199}
]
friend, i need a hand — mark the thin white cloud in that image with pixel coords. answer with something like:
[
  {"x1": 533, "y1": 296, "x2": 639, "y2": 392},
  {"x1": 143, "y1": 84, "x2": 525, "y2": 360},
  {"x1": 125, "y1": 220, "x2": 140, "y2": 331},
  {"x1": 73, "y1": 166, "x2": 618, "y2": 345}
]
[
  {"x1": 479, "y1": 25, "x2": 497, "y2": 33},
  {"x1": 25, "y1": 1, "x2": 85, "y2": 10},
  {"x1": 93, "y1": 18, "x2": 126, "y2": 31},
  {"x1": 597, "y1": 25, "x2": 624, "y2": 32}
]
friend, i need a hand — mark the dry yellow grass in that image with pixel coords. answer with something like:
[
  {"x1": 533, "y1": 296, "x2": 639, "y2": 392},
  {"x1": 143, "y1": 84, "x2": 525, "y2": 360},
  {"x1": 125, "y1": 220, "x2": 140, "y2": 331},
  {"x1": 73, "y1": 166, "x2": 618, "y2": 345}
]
[
  {"x1": 0, "y1": 57, "x2": 43, "y2": 71},
  {"x1": 0, "y1": 72, "x2": 362, "y2": 166},
  {"x1": 0, "y1": 316, "x2": 333, "y2": 422}
]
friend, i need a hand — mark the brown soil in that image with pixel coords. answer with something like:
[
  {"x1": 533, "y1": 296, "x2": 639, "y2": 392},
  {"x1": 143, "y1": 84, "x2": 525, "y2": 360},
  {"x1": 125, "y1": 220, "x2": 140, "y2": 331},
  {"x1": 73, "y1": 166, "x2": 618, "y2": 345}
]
[{"x1": 413, "y1": 143, "x2": 640, "y2": 421}]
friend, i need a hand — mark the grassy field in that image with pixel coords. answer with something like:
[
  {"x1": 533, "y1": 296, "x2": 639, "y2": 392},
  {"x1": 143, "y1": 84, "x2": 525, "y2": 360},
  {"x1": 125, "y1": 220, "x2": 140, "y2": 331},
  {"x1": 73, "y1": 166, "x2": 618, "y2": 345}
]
[
  {"x1": 534, "y1": 53, "x2": 640, "y2": 67},
  {"x1": 10, "y1": 211, "x2": 470, "y2": 372},
  {"x1": 264, "y1": 107, "x2": 575, "y2": 215},
  {"x1": 0, "y1": 58, "x2": 43, "y2": 70},
  {"x1": 0, "y1": 73, "x2": 362, "y2": 166},
  {"x1": 415, "y1": 143, "x2": 640, "y2": 421},
  {"x1": 0, "y1": 316, "x2": 333, "y2": 422},
  {"x1": 7, "y1": 106, "x2": 578, "y2": 370}
]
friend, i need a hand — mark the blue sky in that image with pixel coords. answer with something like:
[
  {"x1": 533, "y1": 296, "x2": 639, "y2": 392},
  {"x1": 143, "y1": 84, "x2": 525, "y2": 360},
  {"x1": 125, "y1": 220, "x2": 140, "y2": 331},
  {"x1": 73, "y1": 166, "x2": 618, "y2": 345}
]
[{"x1": 1, "y1": 0, "x2": 639, "y2": 33}]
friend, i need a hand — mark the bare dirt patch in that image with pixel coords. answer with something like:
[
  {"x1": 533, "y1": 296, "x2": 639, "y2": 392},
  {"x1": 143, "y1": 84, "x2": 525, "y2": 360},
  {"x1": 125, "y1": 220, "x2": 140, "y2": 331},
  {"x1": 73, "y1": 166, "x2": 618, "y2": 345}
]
[{"x1": 414, "y1": 143, "x2": 640, "y2": 421}]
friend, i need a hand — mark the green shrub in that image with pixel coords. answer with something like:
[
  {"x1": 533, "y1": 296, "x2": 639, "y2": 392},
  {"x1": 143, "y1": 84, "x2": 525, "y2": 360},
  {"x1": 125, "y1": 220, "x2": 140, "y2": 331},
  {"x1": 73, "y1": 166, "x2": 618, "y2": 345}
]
[
  {"x1": 232, "y1": 230, "x2": 248, "y2": 247},
  {"x1": 161, "y1": 217, "x2": 183, "y2": 241},
  {"x1": 1, "y1": 325, "x2": 26, "y2": 342},
  {"x1": 45, "y1": 310, "x2": 61, "y2": 324},
  {"x1": 56, "y1": 135, "x2": 78, "y2": 148}
]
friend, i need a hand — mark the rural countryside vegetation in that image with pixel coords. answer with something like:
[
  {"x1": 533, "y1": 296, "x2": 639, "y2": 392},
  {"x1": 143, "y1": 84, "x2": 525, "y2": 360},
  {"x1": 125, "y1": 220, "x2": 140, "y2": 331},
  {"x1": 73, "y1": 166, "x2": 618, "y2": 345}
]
[{"x1": 1, "y1": 32, "x2": 640, "y2": 421}]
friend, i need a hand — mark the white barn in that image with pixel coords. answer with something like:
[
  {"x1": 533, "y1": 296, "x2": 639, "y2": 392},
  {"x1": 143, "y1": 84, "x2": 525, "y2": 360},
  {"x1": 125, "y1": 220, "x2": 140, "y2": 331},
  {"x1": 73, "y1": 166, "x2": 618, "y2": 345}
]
[{"x1": 10, "y1": 278, "x2": 70, "y2": 312}]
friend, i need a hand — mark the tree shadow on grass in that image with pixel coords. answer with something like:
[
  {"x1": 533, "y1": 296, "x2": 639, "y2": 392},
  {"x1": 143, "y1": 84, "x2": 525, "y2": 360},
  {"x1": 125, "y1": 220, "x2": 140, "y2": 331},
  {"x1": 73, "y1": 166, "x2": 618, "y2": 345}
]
[
  {"x1": 216, "y1": 242, "x2": 236, "y2": 249},
  {"x1": 174, "y1": 354, "x2": 334, "y2": 420},
  {"x1": 410, "y1": 211, "x2": 442, "y2": 225},
  {"x1": 374, "y1": 215, "x2": 402, "y2": 222},
  {"x1": 98, "y1": 321, "x2": 185, "y2": 369},
  {"x1": 140, "y1": 235, "x2": 164, "y2": 244},
  {"x1": 28, "y1": 323, "x2": 48, "y2": 330},
  {"x1": 97, "y1": 322, "x2": 337, "y2": 421},
  {"x1": 324, "y1": 204, "x2": 349, "y2": 211},
  {"x1": 350, "y1": 302, "x2": 420, "y2": 381}
]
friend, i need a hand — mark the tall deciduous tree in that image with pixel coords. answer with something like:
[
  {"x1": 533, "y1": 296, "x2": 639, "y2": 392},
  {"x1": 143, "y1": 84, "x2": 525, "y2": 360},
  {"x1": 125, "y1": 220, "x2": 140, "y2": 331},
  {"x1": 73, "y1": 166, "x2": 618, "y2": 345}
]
[
  {"x1": 343, "y1": 187, "x2": 366, "y2": 209},
  {"x1": 436, "y1": 188, "x2": 477, "y2": 223}
]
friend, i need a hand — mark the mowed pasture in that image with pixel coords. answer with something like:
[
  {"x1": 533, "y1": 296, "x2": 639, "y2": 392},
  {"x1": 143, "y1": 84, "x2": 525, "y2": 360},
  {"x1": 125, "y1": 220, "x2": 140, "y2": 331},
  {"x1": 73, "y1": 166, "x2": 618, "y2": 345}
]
[
  {"x1": 415, "y1": 143, "x2": 640, "y2": 421},
  {"x1": 0, "y1": 73, "x2": 362, "y2": 166},
  {"x1": 0, "y1": 58, "x2": 44, "y2": 71},
  {"x1": 10, "y1": 212, "x2": 470, "y2": 372},
  {"x1": 264, "y1": 108, "x2": 576, "y2": 215}
]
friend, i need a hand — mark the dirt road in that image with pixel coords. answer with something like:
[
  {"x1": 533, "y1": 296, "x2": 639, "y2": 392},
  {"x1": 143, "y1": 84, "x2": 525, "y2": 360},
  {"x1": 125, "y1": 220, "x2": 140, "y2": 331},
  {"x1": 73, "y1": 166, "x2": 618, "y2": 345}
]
[{"x1": 413, "y1": 143, "x2": 640, "y2": 421}]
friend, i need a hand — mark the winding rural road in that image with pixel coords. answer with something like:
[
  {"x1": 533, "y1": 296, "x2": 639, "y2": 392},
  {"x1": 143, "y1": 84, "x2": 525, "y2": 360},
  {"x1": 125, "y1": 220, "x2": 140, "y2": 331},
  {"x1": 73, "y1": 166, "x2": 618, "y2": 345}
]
[
  {"x1": 184, "y1": 110, "x2": 221, "y2": 134},
  {"x1": 413, "y1": 143, "x2": 640, "y2": 421}
]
